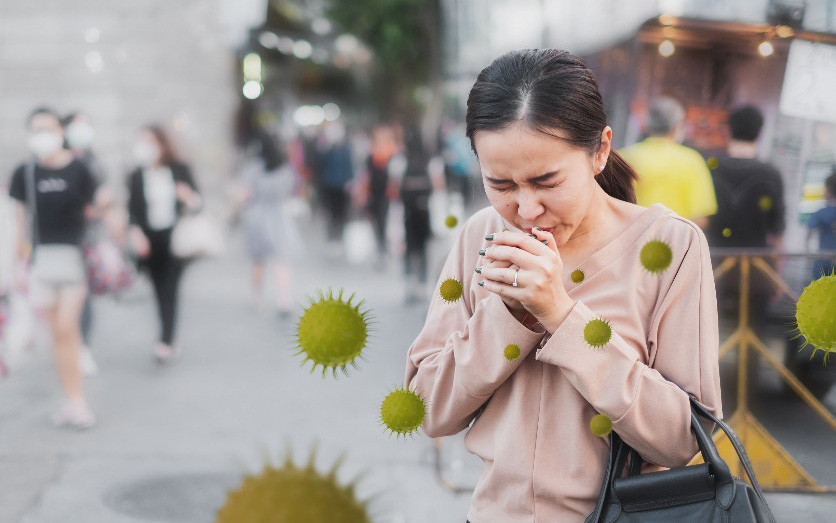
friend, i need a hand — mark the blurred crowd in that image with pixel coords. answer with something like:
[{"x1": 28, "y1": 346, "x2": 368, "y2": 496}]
[{"x1": 1, "y1": 93, "x2": 835, "y2": 430}]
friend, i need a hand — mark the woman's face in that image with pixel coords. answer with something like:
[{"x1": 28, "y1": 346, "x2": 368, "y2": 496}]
[{"x1": 473, "y1": 123, "x2": 610, "y2": 248}]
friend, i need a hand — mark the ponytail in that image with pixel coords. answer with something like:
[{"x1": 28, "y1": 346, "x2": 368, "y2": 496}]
[{"x1": 596, "y1": 150, "x2": 638, "y2": 204}]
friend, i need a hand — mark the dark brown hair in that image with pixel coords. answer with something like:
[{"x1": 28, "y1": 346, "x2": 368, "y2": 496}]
[
  {"x1": 466, "y1": 49, "x2": 637, "y2": 203},
  {"x1": 144, "y1": 124, "x2": 180, "y2": 167}
]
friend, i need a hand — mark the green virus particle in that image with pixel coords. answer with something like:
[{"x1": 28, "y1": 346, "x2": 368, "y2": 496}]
[
  {"x1": 294, "y1": 288, "x2": 372, "y2": 377},
  {"x1": 439, "y1": 277, "x2": 464, "y2": 303},
  {"x1": 570, "y1": 269, "x2": 585, "y2": 284},
  {"x1": 722, "y1": 228, "x2": 732, "y2": 238},
  {"x1": 590, "y1": 414, "x2": 613, "y2": 438},
  {"x1": 445, "y1": 215, "x2": 459, "y2": 228},
  {"x1": 758, "y1": 195, "x2": 774, "y2": 212},
  {"x1": 504, "y1": 343, "x2": 521, "y2": 361},
  {"x1": 794, "y1": 273, "x2": 836, "y2": 362},
  {"x1": 380, "y1": 387, "x2": 426, "y2": 438},
  {"x1": 584, "y1": 318, "x2": 612, "y2": 350},
  {"x1": 215, "y1": 450, "x2": 371, "y2": 523},
  {"x1": 640, "y1": 240, "x2": 673, "y2": 274},
  {"x1": 706, "y1": 157, "x2": 719, "y2": 170}
]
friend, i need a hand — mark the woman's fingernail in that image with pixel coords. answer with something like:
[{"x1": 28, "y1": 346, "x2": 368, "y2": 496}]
[
  {"x1": 541, "y1": 240, "x2": 548, "y2": 245},
  {"x1": 484, "y1": 234, "x2": 495, "y2": 241},
  {"x1": 477, "y1": 281, "x2": 485, "y2": 287},
  {"x1": 528, "y1": 234, "x2": 538, "y2": 238},
  {"x1": 479, "y1": 249, "x2": 487, "y2": 256},
  {"x1": 475, "y1": 266, "x2": 482, "y2": 274},
  {"x1": 532, "y1": 225, "x2": 541, "y2": 231}
]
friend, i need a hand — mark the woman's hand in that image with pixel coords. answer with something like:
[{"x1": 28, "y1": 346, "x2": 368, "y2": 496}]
[
  {"x1": 128, "y1": 226, "x2": 151, "y2": 259},
  {"x1": 477, "y1": 228, "x2": 575, "y2": 333},
  {"x1": 175, "y1": 182, "x2": 201, "y2": 210}
]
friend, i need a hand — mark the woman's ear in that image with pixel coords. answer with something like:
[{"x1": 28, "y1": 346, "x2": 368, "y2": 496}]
[{"x1": 597, "y1": 126, "x2": 613, "y2": 168}]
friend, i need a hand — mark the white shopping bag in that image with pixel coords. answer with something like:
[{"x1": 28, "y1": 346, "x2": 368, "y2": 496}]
[{"x1": 343, "y1": 219, "x2": 376, "y2": 265}]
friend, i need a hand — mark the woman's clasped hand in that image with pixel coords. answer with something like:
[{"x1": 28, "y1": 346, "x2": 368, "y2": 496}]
[{"x1": 477, "y1": 227, "x2": 575, "y2": 333}]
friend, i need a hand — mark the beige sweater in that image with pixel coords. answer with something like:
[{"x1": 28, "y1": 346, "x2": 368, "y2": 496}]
[{"x1": 404, "y1": 203, "x2": 722, "y2": 522}]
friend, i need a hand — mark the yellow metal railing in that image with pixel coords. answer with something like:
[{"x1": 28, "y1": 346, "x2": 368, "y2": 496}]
[{"x1": 431, "y1": 249, "x2": 836, "y2": 494}]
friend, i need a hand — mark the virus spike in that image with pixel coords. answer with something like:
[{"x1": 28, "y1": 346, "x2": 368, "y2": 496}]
[
  {"x1": 379, "y1": 387, "x2": 426, "y2": 438},
  {"x1": 640, "y1": 239, "x2": 673, "y2": 274},
  {"x1": 293, "y1": 287, "x2": 372, "y2": 378},
  {"x1": 584, "y1": 318, "x2": 612, "y2": 350}
]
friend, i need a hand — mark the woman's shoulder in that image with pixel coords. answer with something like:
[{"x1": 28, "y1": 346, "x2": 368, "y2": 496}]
[{"x1": 640, "y1": 204, "x2": 709, "y2": 259}]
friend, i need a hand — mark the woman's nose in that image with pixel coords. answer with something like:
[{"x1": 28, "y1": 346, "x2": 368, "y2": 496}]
[{"x1": 517, "y1": 190, "x2": 544, "y2": 222}]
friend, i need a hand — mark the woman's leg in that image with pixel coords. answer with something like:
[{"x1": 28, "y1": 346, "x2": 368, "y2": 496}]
[
  {"x1": 158, "y1": 258, "x2": 184, "y2": 346},
  {"x1": 50, "y1": 284, "x2": 88, "y2": 403}
]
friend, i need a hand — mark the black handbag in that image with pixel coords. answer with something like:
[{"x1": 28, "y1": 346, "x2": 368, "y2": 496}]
[{"x1": 586, "y1": 396, "x2": 777, "y2": 523}]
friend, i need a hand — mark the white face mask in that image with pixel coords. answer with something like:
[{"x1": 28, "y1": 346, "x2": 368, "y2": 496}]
[
  {"x1": 65, "y1": 122, "x2": 95, "y2": 150},
  {"x1": 134, "y1": 141, "x2": 160, "y2": 167},
  {"x1": 27, "y1": 131, "x2": 64, "y2": 160}
]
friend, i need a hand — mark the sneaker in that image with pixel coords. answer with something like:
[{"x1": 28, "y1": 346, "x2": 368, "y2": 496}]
[
  {"x1": 51, "y1": 401, "x2": 96, "y2": 430},
  {"x1": 154, "y1": 343, "x2": 181, "y2": 365},
  {"x1": 79, "y1": 347, "x2": 99, "y2": 377}
]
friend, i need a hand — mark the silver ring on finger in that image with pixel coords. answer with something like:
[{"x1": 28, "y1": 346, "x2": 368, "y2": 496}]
[{"x1": 512, "y1": 269, "x2": 519, "y2": 287}]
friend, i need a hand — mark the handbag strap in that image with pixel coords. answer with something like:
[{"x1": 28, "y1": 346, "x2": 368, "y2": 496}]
[
  {"x1": 587, "y1": 396, "x2": 776, "y2": 523},
  {"x1": 688, "y1": 398, "x2": 775, "y2": 522}
]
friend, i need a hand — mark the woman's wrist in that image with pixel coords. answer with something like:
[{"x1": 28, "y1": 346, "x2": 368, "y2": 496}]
[{"x1": 540, "y1": 295, "x2": 576, "y2": 334}]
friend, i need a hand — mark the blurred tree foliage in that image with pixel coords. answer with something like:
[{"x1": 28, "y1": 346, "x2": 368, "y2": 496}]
[{"x1": 327, "y1": 0, "x2": 442, "y2": 123}]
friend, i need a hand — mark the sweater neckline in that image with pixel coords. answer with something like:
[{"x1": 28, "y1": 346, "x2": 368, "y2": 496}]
[{"x1": 563, "y1": 203, "x2": 670, "y2": 289}]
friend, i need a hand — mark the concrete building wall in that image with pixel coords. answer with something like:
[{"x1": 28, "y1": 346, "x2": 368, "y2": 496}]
[{"x1": 0, "y1": 0, "x2": 245, "y2": 196}]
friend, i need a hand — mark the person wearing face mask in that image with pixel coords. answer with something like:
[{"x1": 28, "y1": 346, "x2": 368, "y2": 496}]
[
  {"x1": 8, "y1": 107, "x2": 100, "y2": 429},
  {"x1": 62, "y1": 111, "x2": 114, "y2": 377},
  {"x1": 126, "y1": 125, "x2": 201, "y2": 364}
]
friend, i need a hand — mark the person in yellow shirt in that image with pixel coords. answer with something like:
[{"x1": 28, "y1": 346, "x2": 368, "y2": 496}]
[{"x1": 621, "y1": 97, "x2": 717, "y2": 229}]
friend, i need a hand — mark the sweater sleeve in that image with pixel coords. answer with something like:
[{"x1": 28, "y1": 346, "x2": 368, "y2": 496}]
[
  {"x1": 536, "y1": 223, "x2": 722, "y2": 467},
  {"x1": 404, "y1": 217, "x2": 547, "y2": 438}
]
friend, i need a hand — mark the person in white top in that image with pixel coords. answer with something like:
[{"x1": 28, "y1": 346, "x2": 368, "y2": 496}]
[{"x1": 127, "y1": 125, "x2": 201, "y2": 364}]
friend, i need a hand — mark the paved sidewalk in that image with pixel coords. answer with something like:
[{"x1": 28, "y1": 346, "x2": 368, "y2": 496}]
[{"x1": 1, "y1": 228, "x2": 833, "y2": 522}]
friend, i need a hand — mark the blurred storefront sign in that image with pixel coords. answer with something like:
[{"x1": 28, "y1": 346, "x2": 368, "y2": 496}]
[{"x1": 780, "y1": 40, "x2": 836, "y2": 125}]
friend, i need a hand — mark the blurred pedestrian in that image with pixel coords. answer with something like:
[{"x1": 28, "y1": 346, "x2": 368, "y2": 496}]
[
  {"x1": 314, "y1": 121, "x2": 353, "y2": 255},
  {"x1": 9, "y1": 107, "x2": 99, "y2": 429},
  {"x1": 620, "y1": 96, "x2": 717, "y2": 228},
  {"x1": 706, "y1": 105, "x2": 786, "y2": 329},
  {"x1": 400, "y1": 125, "x2": 433, "y2": 304},
  {"x1": 364, "y1": 124, "x2": 399, "y2": 267},
  {"x1": 127, "y1": 125, "x2": 201, "y2": 364},
  {"x1": 442, "y1": 121, "x2": 479, "y2": 211},
  {"x1": 237, "y1": 131, "x2": 297, "y2": 316},
  {"x1": 807, "y1": 171, "x2": 836, "y2": 280},
  {"x1": 63, "y1": 111, "x2": 111, "y2": 376}
]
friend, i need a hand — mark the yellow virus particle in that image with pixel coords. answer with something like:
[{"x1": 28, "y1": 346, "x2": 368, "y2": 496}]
[
  {"x1": 504, "y1": 343, "x2": 521, "y2": 361},
  {"x1": 380, "y1": 387, "x2": 426, "y2": 438},
  {"x1": 294, "y1": 288, "x2": 372, "y2": 377},
  {"x1": 722, "y1": 228, "x2": 732, "y2": 238},
  {"x1": 570, "y1": 269, "x2": 585, "y2": 284},
  {"x1": 706, "y1": 157, "x2": 719, "y2": 169},
  {"x1": 794, "y1": 273, "x2": 836, "y2": 362},
  {"x1": 445, "y1": 215, "x2": 459, "y2": 228},
  {"x1": 584, "y1": 318, "x2": 612, "y2": 350},
  {"x1": 590, "y1": 414, "x2": 613, "y2": 438},
  {"x1": 758, "y1": 195, "x2": 773, "y2": 211},
  {"x1": 640, "y1": 240, "x2": 673, "y2": 274},
  {"x1": 215, "y1": 450, "x2": 371, "y2": 523},
  {"x1": 439, "y1": 277, "x2": 464, "y2": 303}
]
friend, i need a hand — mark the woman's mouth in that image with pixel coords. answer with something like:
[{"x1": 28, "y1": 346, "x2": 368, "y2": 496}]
[{"x1": 525, "y1": 226, "x2": 554, "y2": 234}]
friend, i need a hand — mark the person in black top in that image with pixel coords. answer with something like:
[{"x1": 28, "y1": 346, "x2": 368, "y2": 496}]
[
  {"x1": 8, "y1": 107, "x2": 98, "y2": 429},
  {"x1": 126, "y1": 125, "x2": 201, "y2": 364},
  {"x1": 707, "y1": 105, "x2": 786, "y2": 330}
]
